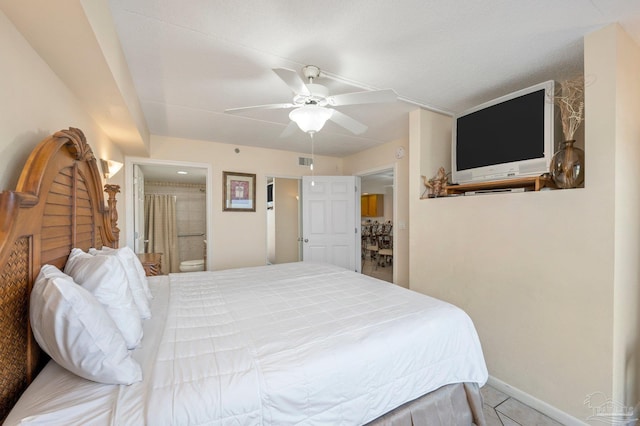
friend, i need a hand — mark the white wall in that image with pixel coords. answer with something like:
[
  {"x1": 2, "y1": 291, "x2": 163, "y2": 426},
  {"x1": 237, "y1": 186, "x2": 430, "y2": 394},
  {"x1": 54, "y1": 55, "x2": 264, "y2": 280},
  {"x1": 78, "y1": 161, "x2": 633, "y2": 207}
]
[
  {"x1": 408, "y1": 24, "x2": 640, "y2": 423},
  {"x1": 149, "y1": 135, "x2": 343, "y2": 270},
  {"x1": 0, "y1": 9, "x2": 124, "y2": 223}
]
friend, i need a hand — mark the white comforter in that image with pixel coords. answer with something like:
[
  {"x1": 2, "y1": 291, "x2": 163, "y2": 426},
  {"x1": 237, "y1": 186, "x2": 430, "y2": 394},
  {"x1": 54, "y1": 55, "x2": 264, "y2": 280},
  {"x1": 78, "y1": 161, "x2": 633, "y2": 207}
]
[{"x1": 6, "y1": 262, "x2": 487, "y2": 425}]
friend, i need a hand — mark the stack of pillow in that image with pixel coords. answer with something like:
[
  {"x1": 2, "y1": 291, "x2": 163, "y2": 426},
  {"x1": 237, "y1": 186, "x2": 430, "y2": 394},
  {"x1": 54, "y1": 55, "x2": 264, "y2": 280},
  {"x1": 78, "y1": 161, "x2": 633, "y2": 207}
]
[{"x1": 30, "y1": 246, "x2": 154, "y2": 385}]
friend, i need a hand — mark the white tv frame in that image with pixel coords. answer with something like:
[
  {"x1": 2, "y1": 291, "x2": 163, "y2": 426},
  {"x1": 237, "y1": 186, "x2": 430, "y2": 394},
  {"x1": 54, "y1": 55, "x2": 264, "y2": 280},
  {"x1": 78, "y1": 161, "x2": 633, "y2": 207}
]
[{"x1": 451, "y1": 80, "x2": 555, "y2": 184}]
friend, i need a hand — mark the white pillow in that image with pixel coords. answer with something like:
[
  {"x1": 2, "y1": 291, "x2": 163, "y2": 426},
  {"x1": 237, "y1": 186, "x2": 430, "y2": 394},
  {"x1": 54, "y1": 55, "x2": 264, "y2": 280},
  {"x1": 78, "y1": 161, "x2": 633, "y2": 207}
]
[
  {"x1": 99, "y1": 246, "x2": 152, "y2": 300},
  {"x1": 64, "y1": 249, "x2": 143, "y2": 349},
  {"x1": 89, "y1": 247, "x2": 152, "y2": 320},
  {"x1": 30, "y1": 265, "x2": 142, "y2": 385}
]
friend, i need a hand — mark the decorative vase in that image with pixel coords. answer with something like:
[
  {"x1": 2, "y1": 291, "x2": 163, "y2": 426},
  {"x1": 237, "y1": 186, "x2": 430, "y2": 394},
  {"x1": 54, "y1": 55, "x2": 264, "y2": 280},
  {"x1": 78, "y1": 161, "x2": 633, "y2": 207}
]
[{"x1": 550, "y1": 140, "x2": 585, "y2": 189}]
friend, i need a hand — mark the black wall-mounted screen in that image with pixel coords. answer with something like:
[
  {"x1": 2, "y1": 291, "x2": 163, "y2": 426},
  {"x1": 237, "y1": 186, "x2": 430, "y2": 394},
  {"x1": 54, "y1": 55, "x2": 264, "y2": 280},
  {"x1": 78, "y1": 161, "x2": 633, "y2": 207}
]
[
  {"x1": 455, "y1": 89, "x2": 546, "y2": 171},
  {"x1": 267, "y1": 182, "x2": 273, "y2": 203}
]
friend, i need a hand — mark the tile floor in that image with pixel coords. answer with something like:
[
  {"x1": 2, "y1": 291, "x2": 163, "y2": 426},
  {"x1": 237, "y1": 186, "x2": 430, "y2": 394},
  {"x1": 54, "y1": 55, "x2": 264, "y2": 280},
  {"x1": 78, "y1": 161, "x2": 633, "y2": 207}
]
[
  {"x1": 481, "y1": 385, "x2": 563, "y2": 426},
  {"x1": 361, "y1": 256, "x2": 393, "y2": 283}
]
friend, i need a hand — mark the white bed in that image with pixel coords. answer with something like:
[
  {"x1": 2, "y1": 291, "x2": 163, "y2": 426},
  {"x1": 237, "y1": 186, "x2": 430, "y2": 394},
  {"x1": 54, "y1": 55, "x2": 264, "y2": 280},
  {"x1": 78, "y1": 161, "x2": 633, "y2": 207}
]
[
  {"x1": 5, "y1": 262, "x2": 487, "y2": 425},
  {"x1": 0, "y1": 129, "x2": 487, "y2": 425}
]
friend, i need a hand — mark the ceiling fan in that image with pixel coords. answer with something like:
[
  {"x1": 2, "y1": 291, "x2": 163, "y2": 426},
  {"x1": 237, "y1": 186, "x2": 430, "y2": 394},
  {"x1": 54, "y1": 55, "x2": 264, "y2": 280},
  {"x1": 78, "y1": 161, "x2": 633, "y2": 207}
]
[{"x1": 225, "y1": 65, "x2": 397, "y2": 135}]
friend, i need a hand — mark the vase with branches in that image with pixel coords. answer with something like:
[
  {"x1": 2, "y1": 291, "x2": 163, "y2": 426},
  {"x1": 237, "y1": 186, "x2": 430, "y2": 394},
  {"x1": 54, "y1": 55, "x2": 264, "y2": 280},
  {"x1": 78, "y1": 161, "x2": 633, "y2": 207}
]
[{"x1": 550, "y1": 76, "x2": 585, "y2": 189}]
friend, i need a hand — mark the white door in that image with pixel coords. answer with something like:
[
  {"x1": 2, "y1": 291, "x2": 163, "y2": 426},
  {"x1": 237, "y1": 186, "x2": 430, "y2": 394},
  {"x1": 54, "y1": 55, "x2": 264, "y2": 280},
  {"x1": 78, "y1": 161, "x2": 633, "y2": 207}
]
[
  {"x1": 302, "y1": 176, "x2": 361, "y2": 272},
  {"x1": 133, "y1": 164, "x2": 145, "y2": 253}
]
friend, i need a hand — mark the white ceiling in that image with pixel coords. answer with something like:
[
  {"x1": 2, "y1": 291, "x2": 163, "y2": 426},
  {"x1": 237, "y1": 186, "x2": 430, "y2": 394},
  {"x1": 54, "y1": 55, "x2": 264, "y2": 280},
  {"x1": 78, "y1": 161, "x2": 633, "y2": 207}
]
[
  {"x1": 361, "y1": 169, "x2": 395, "y2": 193},
  {"x1": 105, "y1": 1, "x2": 639, "y2": 158},
  {"x1": 139, "y1": 163, "x2": 207, "y2": 184}
]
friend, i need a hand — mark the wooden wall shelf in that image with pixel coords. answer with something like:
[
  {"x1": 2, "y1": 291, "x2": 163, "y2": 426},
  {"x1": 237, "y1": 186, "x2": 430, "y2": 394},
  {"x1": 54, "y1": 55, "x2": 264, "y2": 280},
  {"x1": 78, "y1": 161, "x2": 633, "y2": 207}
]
[{"x1": 444, "y1": 175, "x2": 556, "y2": 196}]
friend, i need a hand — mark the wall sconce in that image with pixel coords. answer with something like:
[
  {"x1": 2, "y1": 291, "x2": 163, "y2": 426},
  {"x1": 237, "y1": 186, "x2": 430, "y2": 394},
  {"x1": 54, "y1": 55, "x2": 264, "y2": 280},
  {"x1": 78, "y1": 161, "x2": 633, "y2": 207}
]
[{"x1": 100, "y1": 159, "x2": 123, "y2": 180}]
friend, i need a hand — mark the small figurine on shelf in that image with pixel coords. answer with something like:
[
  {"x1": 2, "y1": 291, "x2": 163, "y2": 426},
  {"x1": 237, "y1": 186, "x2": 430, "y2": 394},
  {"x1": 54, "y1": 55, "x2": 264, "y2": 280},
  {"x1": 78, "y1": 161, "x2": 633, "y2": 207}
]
[{"x1": 422, "y1": 166, "x2": 450, "y2": 198}]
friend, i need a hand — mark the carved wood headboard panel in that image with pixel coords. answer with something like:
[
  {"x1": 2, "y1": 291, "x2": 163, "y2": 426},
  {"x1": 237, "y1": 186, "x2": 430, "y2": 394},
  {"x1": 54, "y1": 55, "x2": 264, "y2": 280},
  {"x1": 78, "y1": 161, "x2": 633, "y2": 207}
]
[{"x1": 0, "y1": 128, "x2": 120, "y2": 421}]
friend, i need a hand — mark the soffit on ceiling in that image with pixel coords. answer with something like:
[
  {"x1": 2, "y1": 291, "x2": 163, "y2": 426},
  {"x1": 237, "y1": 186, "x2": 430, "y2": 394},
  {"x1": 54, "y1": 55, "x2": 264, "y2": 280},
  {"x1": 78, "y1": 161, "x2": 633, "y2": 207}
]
[
  {"x1": 4, "y1": 1, "x2": 640, "y2": 158},
  {"x1": 107, "y1": 0, "x2": 640, "y2": 157},
  {"x1": 1, "y1": 0, "x2": 151, "y2": 156}
]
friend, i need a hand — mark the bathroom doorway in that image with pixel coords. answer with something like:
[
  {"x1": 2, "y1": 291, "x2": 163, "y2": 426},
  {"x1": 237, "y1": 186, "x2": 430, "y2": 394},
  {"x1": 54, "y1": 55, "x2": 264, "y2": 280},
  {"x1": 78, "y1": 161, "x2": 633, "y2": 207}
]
[
  {"x1": 266, "y1": 176, "x2": 301, "y2": 264},
  {"x1": 125, "y1": 158, "x2": 212, "y2": 273}
]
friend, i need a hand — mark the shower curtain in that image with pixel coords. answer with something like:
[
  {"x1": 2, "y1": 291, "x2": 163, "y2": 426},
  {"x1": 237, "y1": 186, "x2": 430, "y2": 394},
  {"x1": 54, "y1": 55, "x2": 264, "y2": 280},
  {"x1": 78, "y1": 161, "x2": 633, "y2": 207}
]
[{"x1": 144, "y1": 194, "x2": 179, "y2": 274}]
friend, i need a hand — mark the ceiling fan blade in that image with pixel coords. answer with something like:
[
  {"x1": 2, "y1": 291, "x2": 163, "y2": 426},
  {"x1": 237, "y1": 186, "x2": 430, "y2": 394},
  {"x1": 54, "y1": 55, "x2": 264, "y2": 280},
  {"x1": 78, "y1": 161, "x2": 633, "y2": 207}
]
[
  {"x1": 329, "y1": 110, "x2": 368, "y2": 135},
  {"x1": 329, "y1": 89, "x2": 397, "y2": 106},
  {"x1": 279, "y1": 121, "x2": 299, "y2": 138},
  {"x1": 225, "y1": 103, "x2": 295, "y2": 114},
  {"x1": 273, "y1": 68, "x2": 310, "y2": 96}
]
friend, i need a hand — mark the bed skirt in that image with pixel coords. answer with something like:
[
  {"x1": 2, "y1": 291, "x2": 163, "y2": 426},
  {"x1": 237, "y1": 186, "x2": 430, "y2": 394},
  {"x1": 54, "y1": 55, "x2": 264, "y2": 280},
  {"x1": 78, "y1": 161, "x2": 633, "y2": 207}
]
[{"x1": 367, "y1": 382, "x2": 486, "y2": 426}]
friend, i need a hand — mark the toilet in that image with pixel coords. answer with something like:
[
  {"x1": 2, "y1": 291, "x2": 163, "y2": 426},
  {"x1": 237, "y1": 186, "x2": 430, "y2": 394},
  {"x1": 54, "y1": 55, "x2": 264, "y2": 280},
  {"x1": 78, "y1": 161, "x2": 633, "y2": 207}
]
[{"x1": 179, "y1": 259, "x2": 205, "y2": 272}]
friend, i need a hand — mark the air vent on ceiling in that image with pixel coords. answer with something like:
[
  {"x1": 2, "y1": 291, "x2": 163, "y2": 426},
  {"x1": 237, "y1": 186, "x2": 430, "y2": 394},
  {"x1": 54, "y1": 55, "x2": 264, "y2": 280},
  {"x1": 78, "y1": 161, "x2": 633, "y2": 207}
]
[{"x1": 298, "y1": 157, "x2": 313, "y2": 166}]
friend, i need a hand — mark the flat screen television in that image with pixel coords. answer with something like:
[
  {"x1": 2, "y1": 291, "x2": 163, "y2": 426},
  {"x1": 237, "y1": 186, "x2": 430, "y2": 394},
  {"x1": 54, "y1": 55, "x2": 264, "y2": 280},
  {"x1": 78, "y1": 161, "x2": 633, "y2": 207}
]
[
  {"x1": 267, "y1": 182, "x2": 274, "y2": 209},
  {"x1": 451, "y1": 80, "x2": 556, "y2": 184}
]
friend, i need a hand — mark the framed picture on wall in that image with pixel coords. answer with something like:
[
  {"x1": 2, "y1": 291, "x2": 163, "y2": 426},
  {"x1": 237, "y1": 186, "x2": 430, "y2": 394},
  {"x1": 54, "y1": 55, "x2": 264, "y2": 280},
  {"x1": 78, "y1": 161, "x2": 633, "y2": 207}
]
[{"x1": 223, "y1": 171, "x2": 256, "y2": 212}]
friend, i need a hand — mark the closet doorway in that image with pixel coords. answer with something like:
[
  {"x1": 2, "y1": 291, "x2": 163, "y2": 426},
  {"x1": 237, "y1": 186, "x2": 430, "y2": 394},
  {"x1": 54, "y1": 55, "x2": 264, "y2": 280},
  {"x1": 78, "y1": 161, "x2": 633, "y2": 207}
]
[
  {"x1": 359, "y1": 167, "x2": 395, "y2": 283},
  {"x1": 266, "y1": 177, "x2": 301, "y2": 264},
  {"x1": 124, "y1": 158, "x2": 212, "y2": 273}
]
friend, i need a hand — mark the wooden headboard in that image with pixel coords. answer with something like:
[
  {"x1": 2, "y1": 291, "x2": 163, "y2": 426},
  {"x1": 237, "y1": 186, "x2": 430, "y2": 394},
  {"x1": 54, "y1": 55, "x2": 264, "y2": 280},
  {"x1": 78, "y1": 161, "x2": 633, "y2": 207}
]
[{"x1": 0, "y1": 128, "x2": 120, "y2": 421}]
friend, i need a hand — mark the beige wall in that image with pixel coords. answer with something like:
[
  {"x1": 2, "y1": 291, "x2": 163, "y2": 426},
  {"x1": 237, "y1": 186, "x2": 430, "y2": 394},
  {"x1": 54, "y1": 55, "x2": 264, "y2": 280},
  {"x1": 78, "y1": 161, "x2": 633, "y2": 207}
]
[
  {"x1": 343, "y1": 140, "x2": 410, "y2": 287},
  {"x1": 7, "y1": 2, "x2": 640, "y2": 420},
  {"x1": 1, "y1": 1, "x2": 150, "y2": 156},
  {"x1": 601, "y1": 25, "x2": 640, "y2": 407},
  {"x1": 383, "y1": 186, "x2": 393, "y2": 223},
  {"x1": 149, "y1": 135, "x2": 410, "y2": 276},
  {"x1": 267, "y1": 192, "x2": 276, "y2": 263},
  {"x1": 274, "y1": 178, "x2": 300, "y2": 264},
  {"x1": 409, "y1": 24, "x2": 639, "y2": 423},
  {"x1": 0, "y1": 9, "x2": 124, "y2": 207},
  {"x1": 148, "y1": 135, "x2": 342, "y2": 270}
]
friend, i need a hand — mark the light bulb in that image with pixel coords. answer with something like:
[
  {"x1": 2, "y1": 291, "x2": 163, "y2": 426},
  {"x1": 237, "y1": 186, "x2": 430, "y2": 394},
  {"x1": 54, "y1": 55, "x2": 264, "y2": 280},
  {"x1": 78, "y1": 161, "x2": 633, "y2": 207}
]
[{"x1": 289, "y1": 105, "x2": 333, "y2": 133}]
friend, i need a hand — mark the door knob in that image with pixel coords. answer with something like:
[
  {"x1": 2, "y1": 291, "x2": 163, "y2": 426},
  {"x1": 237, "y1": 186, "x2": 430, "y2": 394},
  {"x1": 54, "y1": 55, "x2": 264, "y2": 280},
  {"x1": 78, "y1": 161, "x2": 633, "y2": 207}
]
[{"x1": 304, "y1": 239, "x2": 309, "y2": 243}]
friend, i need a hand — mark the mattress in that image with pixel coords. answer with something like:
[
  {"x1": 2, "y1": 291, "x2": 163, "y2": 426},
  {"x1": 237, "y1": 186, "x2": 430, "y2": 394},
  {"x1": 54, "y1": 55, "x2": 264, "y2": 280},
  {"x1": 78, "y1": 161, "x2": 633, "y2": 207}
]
[{"x1": 6, "y1": 262, "x2": 487, "y2": 425}]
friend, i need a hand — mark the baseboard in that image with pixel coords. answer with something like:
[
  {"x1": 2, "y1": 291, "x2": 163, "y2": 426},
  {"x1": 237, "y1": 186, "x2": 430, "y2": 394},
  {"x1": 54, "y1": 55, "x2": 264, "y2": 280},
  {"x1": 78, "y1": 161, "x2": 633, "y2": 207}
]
[{"x1": 486, "y1": 376, "x2": 588, "y2": 426}]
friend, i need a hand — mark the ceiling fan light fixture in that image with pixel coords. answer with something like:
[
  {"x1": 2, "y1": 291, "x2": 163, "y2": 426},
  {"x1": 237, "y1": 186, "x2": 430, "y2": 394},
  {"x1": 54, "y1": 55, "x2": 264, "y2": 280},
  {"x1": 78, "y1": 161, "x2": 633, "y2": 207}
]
[{"x1": 289, "y1": 105, "x2": 333, "y2": 133}]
